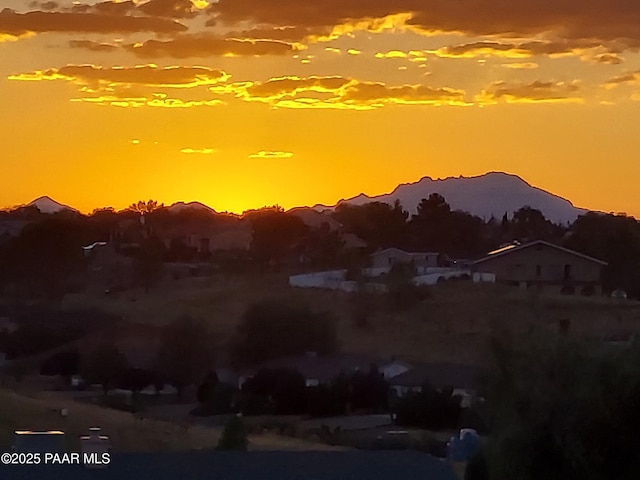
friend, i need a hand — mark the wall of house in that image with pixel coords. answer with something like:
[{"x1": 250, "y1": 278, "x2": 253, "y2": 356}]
[
  {"x1": 371, "y1": 249, "x2": 414, "y2": 269},
  {"x1": 371, "y1": 250, "x2": 440, "y2": 269},
  {"x1": 473, "y1": 244, "x2": 603, "y2": 290}
]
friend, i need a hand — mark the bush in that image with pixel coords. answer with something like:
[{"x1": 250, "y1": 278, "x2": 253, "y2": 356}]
[
  {"x1": 394, "y1": 385, "x2": 462, "y2": 430},
  {"x1": 240, "y1": 368, "x2": 307, "y2": 415},
  {"x1": 465, "y1": 450, "x2": 490, "y2": 480},
  {"x1": 232, "y1": 300, "x2": 337, "y2": 365},
  {"x1": 194, "y1": 382, "x2": 236, "y2": 416},
  {"x1": 217, "y1": 415, "x2": 248, "y2": 451}
]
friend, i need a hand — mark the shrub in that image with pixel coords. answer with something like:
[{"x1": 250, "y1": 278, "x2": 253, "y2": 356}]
[{"x1": 217, "y1": 415, "x2": 248, "y2": 451}]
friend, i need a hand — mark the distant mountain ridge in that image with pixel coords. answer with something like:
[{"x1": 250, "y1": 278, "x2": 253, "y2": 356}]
[
  {"x1": 27, "y1": 196, "x2": 79, "y2": 214},
  {"x1": 12, "y1": 172, "x2": 589, "y2": 224},
  {"x1": 315, "y1": 172, "x2": 588, "y2": 224},
  {"x1": 167, "y1": 201, "x2": 216, "y2": 214}
]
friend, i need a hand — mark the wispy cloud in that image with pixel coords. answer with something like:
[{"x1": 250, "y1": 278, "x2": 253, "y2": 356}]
[
  {"x1": 477, "y1": 80, "x2": 583, "y2": 105},
  {"x1": 248, "y1": 151, "x2": 294, "y2": 159},
  {"x1": 180, "y1": 147, "x2": 217, "y2": 154}
]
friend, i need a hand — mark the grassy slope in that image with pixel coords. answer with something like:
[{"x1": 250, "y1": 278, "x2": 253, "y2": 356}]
[
  {"x1": 60, "y1": 274, "x2": 640, "y2": 366},
  {"x1": 0, "y1": 389, "x2": 341, "y2": 452}
]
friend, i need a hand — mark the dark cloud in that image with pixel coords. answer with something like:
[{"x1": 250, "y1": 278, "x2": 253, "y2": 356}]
[
  {"x1": 9, "y1": 64, "x2": 229, "y2": 88},
  {"x1": 479, "y1": 80, "x2": 582, "y2": 104},
  {"x1": 28, "y1": 1, "x2": 59, "y2": 11},
  {"x1": 592, "y1": 53, "x2": 624, "y2": 64},
  {"x1": 138, "y1": 0, "x2": 200, "y2": 19},
  {"x1": 604, "y1": 70, "x2": 640, "y2": 86},
  {"x1": 90, "y1": 1, "x2": 136, "y2": 16},
  {"x1": 206, "y1": 0, "x2": 640, "y2": 48},
  {"x1": 69, "y1": 0, "x2": 200, "y2": 19},
  {"x1": 432, "y1": 39, "x2": 607, "y2": 58},
  {"x1": 68, "y1": 39, "x2": 118, "y2": 52},
  {"x1": 125, "y1": 34, "x2": 298, "y2": 58},
  {"x1": 0, "y1": 8, "x2": 187, "y2": 36},
  {"x1": 213, "y1": 75, "x2": 468, "y2": 109}
]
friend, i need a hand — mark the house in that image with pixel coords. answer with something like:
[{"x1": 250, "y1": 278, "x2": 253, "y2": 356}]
[
  {"x1": 470, "y1": 240, "x2": 607, "y2": 295},
  {"x1": 389, "y1": 363, "x2": 478, "y2": 406},
  {"x1": 370, "y1": 248, "x2": 440, "y2": 270},
  {"x1": 241, "y1": 353, "x2": 411, "y2": 388},
  {"x1": 0, "y1": 451, "x2": 459, "y2": 480}
]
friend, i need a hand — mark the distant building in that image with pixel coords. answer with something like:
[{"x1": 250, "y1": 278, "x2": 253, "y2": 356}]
[
  {"x1": 370, "y1": 248, "x2": 440, "y2": 269},
  {"x1": 241, "y1": 353, "x2": 411, "y2": 388},
  {"x1": 471, "y1": 240, "x2": 607, "y2": 294},
  {"x1": 389, "y1": 363, "x2": 478, "y2": 406}
]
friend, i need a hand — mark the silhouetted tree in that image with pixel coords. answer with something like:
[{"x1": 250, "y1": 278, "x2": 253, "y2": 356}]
[
  {"x1": 117, "y1": 367, "x2": 156, "y2": 394},
  {"x1": 217, "y1": 415, "x2": 248, "y2": 451},
  {"x1": 40, "y1": 348, "x2": 80, "y2": 382},
  {"x1": 565, "y1": 212, "x2": 640, "y2": 297},
  {"x1": 1, "y1": 218, "x2": 88, "y2": 299},
  {"x1": 127, "y1": 200, "x2": 164, "y2": 215},
  {"x1": 232, "y1": 300, "x2": 337, "y2": 366},
  {"x1": 241, "y1": 368, "x2": 307, "y2": 415},
  {"x1": 155, "y1": 316, "x2": 215, "y2": 400},
  {"x1": 81, "y1": 345, "x2": 129, "y2": 395},
  {"x1": 482, "y1": 328, "x2": 640, "y2": 479},
  {"x1": 409, "y1": 194, "x2": 487, "y2": 257},
  {"x1": 394, "y1": 384, "x2": 462, "y2": 430},
  {"x1": 249, "y1": 209, "x2": 309, "y2": 269},
  {"x1": 333, "y1": 200, "x2": 409, "y2": 250},
  {"x1": 350, "y1": 365, "x2": 389, "y2": 412},
  {"x1": 510, "y1": 206, "x2": 560, "y2": 242}
]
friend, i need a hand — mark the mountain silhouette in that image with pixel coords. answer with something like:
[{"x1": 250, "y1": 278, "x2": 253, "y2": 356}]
[
  {"x1": 27, "y1": 196, "x2": 79, "y2": 214},
  {"x1": 167, "y1": 201, "x2": 216, "y2": 214},
  {"x1": 14, "y1": 172, "x2": 591, "y2": 223},
  {"x1": 315, "y1": 172, "x2": 587, "y2": 224}
]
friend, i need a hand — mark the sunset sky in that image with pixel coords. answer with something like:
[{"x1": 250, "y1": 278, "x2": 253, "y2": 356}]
[{"x1": 2, "y1": 0, "x2": 640, "y2": 215}]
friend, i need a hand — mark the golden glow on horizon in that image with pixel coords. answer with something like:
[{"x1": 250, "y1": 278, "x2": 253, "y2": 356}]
[{"x1": 1, "y1": 1, "x2": 640, "y2": 218}]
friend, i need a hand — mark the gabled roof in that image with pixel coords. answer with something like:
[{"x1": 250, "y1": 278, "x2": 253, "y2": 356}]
[
  {"x1": 247, "y1": 354, "x2": 404, "y2": 383},
  {"x1": 472, "y1": 240, "x2": 607, "y2": 266},
  {"x1": 389, "y1": 363, "x2": 478, "y2": 390}
]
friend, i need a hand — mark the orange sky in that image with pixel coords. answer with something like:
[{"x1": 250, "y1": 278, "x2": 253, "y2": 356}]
[{"x1": 2, "y1": 0, "x2": 640, "y2": 215}]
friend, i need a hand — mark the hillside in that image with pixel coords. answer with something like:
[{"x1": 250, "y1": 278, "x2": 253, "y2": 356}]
[
  {"x1": 59, "y1": 274, "x2": 640, "y2": 366},
  {"x1": 0, "y1": 389, "x2": 341, "y2": 452}
]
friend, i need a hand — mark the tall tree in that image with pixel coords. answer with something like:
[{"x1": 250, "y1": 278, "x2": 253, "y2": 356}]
[
  {"x1": 232, "y1": 300, "x2": 337, "y2": 366},
  {"x1": 410, "y1": 194, "x2": 487, "y2": 257},
  {"x1": 156, "y1": 316, "x2": 215, "y2": 400},
  {"x1": 483, "y1": 328, "x2": 640, "y2": 479},
  {"x1": 249, "y1": 209, "x2": 309, "y2": 269},
  {"x1": 127, "y1": 200, "x2": 164, "y2": 215},
  {"x1": 565, "y1": 212, "x2": 640, "y2": 297},
  {"x1": 81, "y1": 345, "x2": 129, "y2": 395},
  {"x1": 333, "y1": 200, "x2": 409, "y2": 250}
]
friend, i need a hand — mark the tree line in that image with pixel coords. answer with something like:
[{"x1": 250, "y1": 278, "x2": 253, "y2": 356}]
[{"x1": 2, "y1": 196, "x2": 640, "y2": 297}]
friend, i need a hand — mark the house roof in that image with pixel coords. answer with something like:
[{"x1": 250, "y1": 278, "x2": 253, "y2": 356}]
[
  {"x1": 247, "y1": 354, "x2": 402, "y2": 383},
  {"x1": 389, "y1": 363, "x2": 478, "y2": 390},
  {"x1": 0, "y1": 451, "x2": 459, "y2": 480},
  {"x1": 471, "y1": 240, "x2": 608, "y2": 266},
  {"x1": 341, "y1": 233, "x2": 368, "y2": 249}
]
